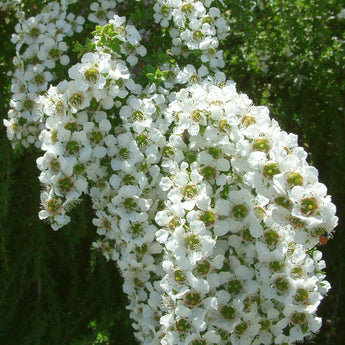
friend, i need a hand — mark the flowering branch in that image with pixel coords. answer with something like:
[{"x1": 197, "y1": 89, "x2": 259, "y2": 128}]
[{"x1": 2, "y1": 1, "x2": 338, "y2": 344}]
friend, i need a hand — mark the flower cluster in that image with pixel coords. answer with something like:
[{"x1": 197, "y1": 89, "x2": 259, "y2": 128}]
[
  {"x1": 35, "y1": 15, "x2": 166, "y2": 343},
  {"x1": 155, "y1": 81, "x2": 337, "y2": 345},
  {"x1": 153, "y1": 0, "x2": 229, "y2": 73},
  {"x1": 0, "y1": 0, "x2": 22, "y2": 12},
  {"x1": 4, "y1": 1, "x2": 338, "y2": 345},
  {"x1": 3, "y1": 0, "x2": 122, "y2": 149},
  {"x1": 36, "y1": 14, "x2": 146, "y2": 226}
]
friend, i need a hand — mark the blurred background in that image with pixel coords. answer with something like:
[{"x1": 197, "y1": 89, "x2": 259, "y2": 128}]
[{"x1": 0, "y1": 0, "x2": 344, "y2": 344}]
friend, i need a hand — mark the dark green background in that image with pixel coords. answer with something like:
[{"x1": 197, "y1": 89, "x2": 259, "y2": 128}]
[{"x1": 0, "y1": 0, "x2": 344, "y2": 344}]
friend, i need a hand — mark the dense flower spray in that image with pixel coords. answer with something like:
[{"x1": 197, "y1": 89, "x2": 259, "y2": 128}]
[{"x1": 2, "y1": 1, "x2": 338, "y2": 344}]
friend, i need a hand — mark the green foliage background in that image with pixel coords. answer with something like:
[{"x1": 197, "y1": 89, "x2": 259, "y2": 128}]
[{"x1": 0, "y1": 0, "x2": 344, "y2": 344}]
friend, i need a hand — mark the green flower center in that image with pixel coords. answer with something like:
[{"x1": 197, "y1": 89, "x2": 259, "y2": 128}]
[
  {"x1": 202, "y1": 16, "x2": 214, "y2": 24},
  {"x1": 193, "y1": 30, "x2": 204, "y2": 41},
  {"x1": 191, "y1": 340, "x2": 206, "y2": 345},
  {"x1": 175, "y1": 319, "x2": 191, "y2": 332},
  {"x1": 264, "y1": 230, "x2": 279, "y2": 248},
  {"x1": 289, "y1": 216, "x2": 306, "y2": 228},
  {"x1": 218, "y1": 119, "x2": 231, "y2": 133},
  {"x1": 119, "y1": 148, "x2": 130, "y2": 159},
  {"x1": 218, "y1": 329, "x2": 230, "y2": 341},
  {"x1": 55, "y1": 100, "x2": 65, "y2": 114},
  {"x1": 287, "y1": 172, "x2": 303, "y2": 187},
  {"x1": 69, "y1": 93, "x2": 84, "y2": 107},
  {"x1": 242, "y1": 228, "x2": 255, "y2": 242},
  {"x1": 49, "y1": 48, "x2": 60, "y2": 59},
  {"x1": 161, "y1": 4, "x2": 170, "y2": 17},
  {"x1": 23, "y1": 99, "x2": 34, "y2": 111},
  {"x1": 96, "y1": 10, "x2": 106, "y2": 20},
  {"x1": 300, "y1": 197, "x2": 317, "y2": 216},
  {"x1": 34, "y1": 73, "x2": 45, "y2": 85},
  {"x1": 227, "y1": 279, "x2": 242, "y2": 294},
  {"x1": 49, "y1": 158, "x2": 61, "y2": 173},
  {"x1": 18, "y1": 117, "x2": 27, "y2": 126},
  {"x1": 274, "y1": 277, "x2": 289, "y2": 292},
  {"x1": 207, "y1": 48, "x2": 216, "y2": 56},
  {"x1": 135, "y1": 134, "x2": 148, "y2": 148},
  {"x1": 88, "y1": 97, "x2": 100, "y2": 112},
  {"x1": 135, "y1": 243, "x2": 148, "y2": 255},
  {"x1": 65, "y1": 141, "x2": 80, "y2": 155},
  {"x1": 201, "y1": 166, "x2": 217, "y2": 181},
  {"x1": 235, "y1": 321, "x2": 248, "y2": 334},
  {"x1": 139, "y1": 162, "x2": 148, "y2": 172},
  {"x1": 84, "y1": 67, "x2": 99, "y2": 82},
  {"x1": 200, "y1": 211, "x2": 215, "y2": 226},
  {"x1": 123, "y1": 198, "x2": 137, "y2": 210},
  {"x1": 220, "y1": 305, "x2": 236, "y2": 319},
  {"x1": 169, "y1": 216, "x2": 181, "y2": 230},
  {"x1": 254, "y1": 206, "x2": 265, "y2": 220},
  {"x1": 260, "y1": 320, "x2": 270, "y2": 330},
  {"x1": 294, "y1": 288, "x2": 308, "y2": 302},
  {"x1": 196, "y1": 260, "x2": 211, "y2": 275},
  {"x1": 192, "y1": 109, "x2": 203, "y2": 123},
  {"x1": 64, "y1": 122, "x2": 78, "y2": 132},
  {"x1": 311, "y1": 226, "x2": 326, "y2": 238},
  {"x1": 269, "y1": 261, "x2": 285, "y2": 272},
  {"x1": 131, "y1": 223, "x2": 143, "y2": 235},
  {"x1": 301, "y1": 323, "x2": 309, "y2": 334},
  {"x1": 182, "y1": 3, "x2": 194, "y2": 14},
  {"x1": 58, "y1": 177, "x2": 74, "y2": 193},
  {"x1": 122, "y1": 174, "x2": 136, "y2": 185},
  {"x1": 90, "y1": 130, "x2": 103, "y2": 144},
  {"x1": 11, "y1": 122, "x2": 20, "y2": 133},
  {"x1": 189, "y1": 74, "x2": 200, "y2": 84},
  {"x1": 162, "y1": 146, "x2": 174, "y2": 158},
  {"x1": 132, "y1": 110, "x2": 144, "y2": 121},
  {"x1": 205, "y1": 47, "x2": 214, "y2": 56},
  {"x1": 232, "y1": 204, "x2": 248, "y2": 219},
  {"x1": 208, "y1": 147, "x2": 222, "y2": 159},
  {"x1": 290, "y1": 266, "x2": 303, "y2": 279},
  {"x1": 183, "y1": 185, "x2": 198, "y2": 199},
  {"x1": 185, "y1": 291, "x2": 202, "y2": 306},
  {"x1": 174, "y1": 270, "x2": 186, "y2": 283},
  {"x1": 29, "y1": 27, "x2": 40, "y2": 37},
  {"x1": 241, "y1": 116, "x2": 256, "y2": 127},
  {"x1": 97, "y1": 180, "x2": 107, "y2": 191},
  {"x1": 51, "y1": 131, "x2": 58, "y2": 143},
  {"x1": 134, "y1": 277, "x2": 144, "y2": 287},
  {"x1": 291, "y1": 312, "x2": 306, "y2": 325},
  {"x1": 102, "y1": 218, "x2": 111, "y2": 229},
  {"x1": 184, "y1": 234, "x2": 200, "y2": 250},
  {"x1": 253, "y1": 138, "x2": 269, "y2": 152},
  {"x1": 287, "y1": 243, "x2": 295, "y2": 256},
  {"x1": 263, "y1": 163, "x2": 280, "y2": 179},
  {"x1": 243, "y1": 295, "x2": 260, "y2": 310},
  {"x1": 46, "y1": 198, "x2": 61, "y2": 214},
  {"x1": 274, "y1": 196, "x2": 292, "y2": 209}
]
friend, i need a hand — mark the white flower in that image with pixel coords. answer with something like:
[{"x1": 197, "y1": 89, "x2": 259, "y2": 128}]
[
  {"x1": 68, "y1": 52, "x2": 111, "y2": 89},
  {"x1": 337, "y1": 8, "x2": 345, "y2": 19},
  {"x1": 88, "y1": 1, "x2": 115, "y2": 26}
]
